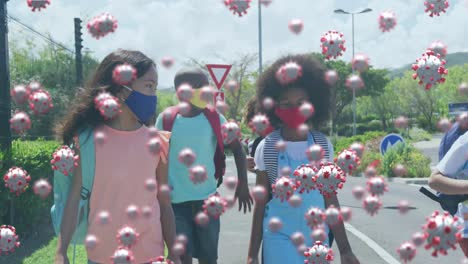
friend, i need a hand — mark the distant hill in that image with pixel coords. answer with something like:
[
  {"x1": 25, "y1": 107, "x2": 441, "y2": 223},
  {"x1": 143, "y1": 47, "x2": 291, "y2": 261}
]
[{"x1": 389, "y1": 52, "x2": 468, "y2": 79}]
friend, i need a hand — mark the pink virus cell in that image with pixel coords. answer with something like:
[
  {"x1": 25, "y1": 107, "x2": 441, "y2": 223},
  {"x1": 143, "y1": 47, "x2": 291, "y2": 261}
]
[
  {"x1": 161, "y1": 56, "x2": 175, "y2": 69},
  {"x1": 393, "y1": 163, "x2": 408, "y2": 177},
  {"x1": 112, "y1": 63, "x2": 137, "y2": 86},
  {"x1": 225, "y1": 194, "x2": 237, "y2": 209},
  {"x1": 412, "y1": 50, "x2": 448, "y2": 90},
  {"x1": 397, "y1": 242, "x2": 417, "y2": 263},
  {"x1": 27, "y1": 81, "x2": 42, "y2": 94},
  {"x1": 10, "y1": 111, "x2": 31, "y2": 134},
  {"x1": 429, "y1": 40, "x2": 448, "y2": 59},
  {"x1": 223, "y1": 176, "x2": 237, "y2": 190},
  {"x1": 422, "y1": 210, "x2": 462, "y2": 257},
  {"x1": 87, "y1": 13, "x2": 118, "y2": 39},
  {"x1": 176, "y1": 234, "x2": 188, "y2": 245},
  {"x1": 398, "y1": 200, "x2": 411, "y2": 215},
  {"x1": 260, "y1": 0, "x2": 272, "y2": 6},
  {"x1": 3, "y1": 167, "x2": 30, "y2": 196},
  {"x1": 0, "y1": 225, "x2": 20, "y2": 255},
  {"x1": 320, "y1": 30, "x2": 346, "y2": 60},
  {"x1": 176, "y1": 83, "x2": 194, "y2": 102},
  {"x1": 306, "y1": 144, "x2": 325, "y2": 163},
  {"x1": 299, "y1": 102, "x2": 315, "y2": 119},
  {"x1": 324, "y1": 70, "x2": 339, "y2": 86},
  {"x1": 290, "y1": 232, "x2": 305, "y2": 247},
  {"x1": 395, "y1": 116, "x2": 410, "y2": 129},
  {"x1": 249, "y1": 114, "x2": 272, "y2": 137},
  {"x1": 11, "y1": 85, "x2": 30, "y2": 105},
  {"x1": 145, "y1": 178, "x2": 157, "y2": 192},
  {"x1": 437, "y1": 118, "x2": 452, "y2": 132},
  {"x1": 27, "y1": 0, "x2": 50, "y2": 12},
  {"x1": 366, "y1": 176, "x2": 389, "y2": 196},
  {"x1": 352, "y1": 53, "x2": 370, "y2": 73},
  {"x1": 195, "y1": 211, "x2": 210, "y2": 227},
  {"x1": 85, "y1": 234, "x2": 98, "y2": 251},
  {"x1": 199, "y1": 86, "x2": 216, "y2": 105},
  {"x1": 275, "y1": 140, "x2": 287, "y2": 152},
  {"x1": 189, "y1": 165, "x2": 208, "y2": 184},
  {"x1": 288, "y1": 19, "x2": 304, "y2": 34},
  {"x1": 288, "y1": 194, "x2": 302, "y2": 208},
  {"x1": 222, "y1": 121, "x2": 241, "y2": 144},
  {"x1": 305, "y1": 207, "x2": 325, "y2": 228},
  {"x1": 29, "y1": 89, "x2": 53, "y2": 115},
  {"x1": 151, "y1": 256, "x2": 174, "y2": 264},
  {"x1": 224, "y1": 0, "x2": 251, "y2": 17},
  {"x1": 216, "y1": 100, "x2": 229, "y2": 115},
  {"x1": 272, "y1": 176, "x2": 296, "y2": 202},
  {"x1": 352, "y1": 186, "x2": 366, "y2": 200},
  {"x1": 363, "y1": 195, "x2": 382, "y2": 216},
  {"x1": 340, "y1": 207, "x2": 352, "y2": 222},
  {"x1": 96, "y1": 95, "x2": 121, "y2": 120},
  {"x1": 324, "y1": 205, "x2": 342, "y2": 226},
  {"x1": 96, "y1": 210, "x2": 111, "y2": 225},
  {"x1": 178, "y1": 148, "x2": 196, "y2": 167},
  {"x1": 314, "y1": 163, "x2": 346, "y2": 198},
  {"x1": 51, "y1": 146, "x2": 79, "y2": 176},
  {"x1": 335, "y1": 149, "x2": 360, "y2": 175},
  {"x1": 379, "y1": 11, "x2": 397, "y2": 32},
  {"x1": 147, "y1": 137, "x2": 162, "y2": 156},
  {"x1": 94, "y1": 130, "x2": 107, "y2": 145},
  {"x1": 110, "y1": 246, "x2": 134, "y2": 264},
  {"x1": 262, "y1": 97, "x2": 274, "y2": 110},
  {"x1": 297, "y1": 124, "x2": 309, "y2": 138},
  {"x1": 412, "y1": 232, "x2": 426, "y2": 247},
  {"x1": 459, "y1": 82, "x2": 468, "y2": 96},
  {"x1": 275, "y1": 61, "x2": 303, "y2": 85},
  {"x1": 304, "y1": 241, "x2": 334, "y2": 264},
  {"x1": 203, "y1": 194, "x2": 227, "y2": 219},
  {"x1": 158, "y1": 184, "x2": 171, "y2": 201},
  {"x1": 116, "y1": 225, "x2": 139, "y2": 248},
  {"x1": 293, "y1": 164, "x2": 318, "y2": 194},
  {"x1": 349, "y1": 142, "x2": 365, "y2": 158},
  {"x1": 251, "y1": 185, "x2": 267, "y2": 203},
  {"x1": 268, "y1": 217, "x2": 283, "y2": 232},
  {"x1": 126, "y1": 204, "x2": 140, "y2": 220},
  {"x1": 142, "y1": 206, "x2": 152, "y2": 219},
  {"x1": 310, "y1": 227, "x2": 327, "y2": 242},
  {"x1": 225, "y1": 80, "x2": 239, "y2": 93},
  {"x1": 424, "y1": 0, "x2": 449, "y2": 17},
  {"x1": 94, "y1": 91, "x2": 113, "y2": 106},
  {"x1": 345, "y1": 74, "x2": 365, "y2": 91},
  {"x1": 172, "y1": 242, "x2": 186, "y2": 257},
  {"x1": 33, "y1": 178, "x2": 52, "y2": 199},
  {"x1": 364, "y1": 166, "x2": 378, "y2": 178},
  {"x1": 177, "y1": 102, "x2": 191, "y2": 116}
]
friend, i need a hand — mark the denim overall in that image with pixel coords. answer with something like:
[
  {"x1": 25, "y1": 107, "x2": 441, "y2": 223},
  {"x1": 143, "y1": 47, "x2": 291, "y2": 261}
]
[{"x1": 262, "y1": 133, "x2": 329, "y2": 264}]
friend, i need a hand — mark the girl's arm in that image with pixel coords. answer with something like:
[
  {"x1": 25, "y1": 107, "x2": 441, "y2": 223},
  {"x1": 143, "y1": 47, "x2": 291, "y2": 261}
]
[
  {"x1": 247, "y1": 170, "x2": 269, "y2": 262},
  {"x1": 324, "y1": 194, "x2": 352, "y2": 254},
  {"x1": 428, "y1": 170, "x2": 468, "y2": 194},
  {"x1": 55, "y1": 148, "x2": 82, "y2": 260},
  {"x1": 156, "y1": 159, "x2": 177, "y2": 259},
  {"x1": 229, "y1": 140, "x2": 253, "y2": 213}
]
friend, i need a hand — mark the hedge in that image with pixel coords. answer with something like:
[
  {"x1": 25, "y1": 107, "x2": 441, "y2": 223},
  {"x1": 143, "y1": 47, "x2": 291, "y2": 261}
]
[
  {"x1": 381, "y1": 142, "x2": 431, "y2": 178},
  {"x1": 333, "y1": 131, "x2": 387, "y2": 157},
  {"x1": 1, "y1": 139, "x2": 60, "y2": 235}
]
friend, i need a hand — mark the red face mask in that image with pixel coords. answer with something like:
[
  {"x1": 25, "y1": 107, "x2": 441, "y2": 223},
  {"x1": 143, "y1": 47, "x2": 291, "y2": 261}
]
[{"x1": 274, "y1": 106, "x2": 307, "y2": 129}]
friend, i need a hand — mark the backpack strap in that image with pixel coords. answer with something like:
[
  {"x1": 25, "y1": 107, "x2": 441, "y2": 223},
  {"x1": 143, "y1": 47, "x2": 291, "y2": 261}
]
[
  {"x1": 78, "y1": 128, "x2": 96, "y2": 200},
  {"x1": 263, "y1": 130, "x2": 281, "y2": 186},
  {"x1": 310, "y1": 131, "x2": 331, "y2": 161},
  {"x1": 203, "y1": 107, "x2": 226, "y2": 182},
  {"x1": 162, "y1": 106, "x2": 180, "y2": 132}
]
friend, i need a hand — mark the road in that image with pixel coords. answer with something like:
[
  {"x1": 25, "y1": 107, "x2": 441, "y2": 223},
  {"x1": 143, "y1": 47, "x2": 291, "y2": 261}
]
[{"x1": 217, "y1": 134, "x2": 468, "y2": 264}]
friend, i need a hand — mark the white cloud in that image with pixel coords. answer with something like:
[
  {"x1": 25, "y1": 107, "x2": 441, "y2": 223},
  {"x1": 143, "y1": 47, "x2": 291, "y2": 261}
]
[{"x1": 6, "y1": 0, "x2": 468, "y2": 88}]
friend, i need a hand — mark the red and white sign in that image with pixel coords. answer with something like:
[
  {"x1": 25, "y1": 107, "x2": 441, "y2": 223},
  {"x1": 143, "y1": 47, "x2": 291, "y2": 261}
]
[
  {"x1": 206, "y1": 64, "x2": 232, "y2": 90},
  {"x1": 215, "y1": 92, "x2": 225, "y2": 102}
]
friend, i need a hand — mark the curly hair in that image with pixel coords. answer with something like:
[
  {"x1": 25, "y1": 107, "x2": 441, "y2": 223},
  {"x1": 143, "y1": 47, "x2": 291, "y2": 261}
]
[
  {"x1": 256, "y1": 54, "x2": 331, "y2": 129},
  {"x1": 242, "y1": 96, "x2": 258, "y2": 126}
]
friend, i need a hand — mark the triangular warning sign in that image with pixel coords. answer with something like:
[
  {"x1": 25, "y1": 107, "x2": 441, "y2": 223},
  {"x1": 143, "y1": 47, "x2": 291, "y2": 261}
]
[{"x1": 206, "y1": 64, "x2": 232, "y2": 90}]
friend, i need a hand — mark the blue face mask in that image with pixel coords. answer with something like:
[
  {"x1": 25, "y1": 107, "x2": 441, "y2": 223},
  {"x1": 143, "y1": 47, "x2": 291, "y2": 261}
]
[{"x1": 123, "y1": 86, "x2": 157, "y2": 123}]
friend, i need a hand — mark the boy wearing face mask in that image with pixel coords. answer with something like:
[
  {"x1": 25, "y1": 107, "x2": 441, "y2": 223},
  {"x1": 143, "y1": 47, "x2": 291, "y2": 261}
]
[{"x1": 155, "y1": 68, "x2": 252, "y2": 264}]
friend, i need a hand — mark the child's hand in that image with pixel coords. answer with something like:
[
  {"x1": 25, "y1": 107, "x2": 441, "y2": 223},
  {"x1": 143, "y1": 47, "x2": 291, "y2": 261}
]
[
  {"x1": 246, "y1": 157, "x2": 256, "y2": 172},
  {"x1": 247, "y1": 256, "x2": 259, "y2": 264},
  {"x1": 168, "y1": 254, "x2": 181, "y2": 264},
  {"x1": 235, "y1": 180, "x2": 253, "y2": 213},
  {"x1": 54, "y1": 253, "x2": 70, "y2": 264},
  {"x1": 340, "y1": 251, "x2": 360, "y2": 264}
]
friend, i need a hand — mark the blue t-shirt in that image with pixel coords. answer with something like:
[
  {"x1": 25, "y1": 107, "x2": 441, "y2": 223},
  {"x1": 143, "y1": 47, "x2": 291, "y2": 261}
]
[
  {"x1": 439, "y1": 122, "x2": 462, "y2": 161},
  {"x1": 156, "y1": 112, "x2": 227, "y2": 203}
]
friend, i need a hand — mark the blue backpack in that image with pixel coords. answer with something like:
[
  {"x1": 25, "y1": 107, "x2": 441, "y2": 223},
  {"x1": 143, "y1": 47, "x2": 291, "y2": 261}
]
[{"x1": 50, "y1": 128, "x2": 95, "y2": 262}]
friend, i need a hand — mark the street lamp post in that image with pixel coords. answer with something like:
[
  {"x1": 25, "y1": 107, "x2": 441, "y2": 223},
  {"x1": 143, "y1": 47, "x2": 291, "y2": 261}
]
[
  {"x1": 334, "y1": 8, "x2": 372, "y2": 136},
  {"x1": 258, "y1": 0, "x2": 263, "y2": 74}
]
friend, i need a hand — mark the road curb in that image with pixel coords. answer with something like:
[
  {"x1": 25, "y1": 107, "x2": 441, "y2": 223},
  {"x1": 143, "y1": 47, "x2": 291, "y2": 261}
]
[{"x1": 389, "y1": 177, "x2": 428, "y2": 185}]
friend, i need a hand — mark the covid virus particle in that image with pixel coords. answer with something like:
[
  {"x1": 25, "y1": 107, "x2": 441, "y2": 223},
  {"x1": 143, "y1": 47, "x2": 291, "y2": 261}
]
[
  {"x1": 225, "y1": 80, "x2": 239, "y2": 93},
  {"x1": 195, "y1": 211, "x2": 210, "y2": 227},
  {"x1": 268, "y1": 217, "x2": 283, "y2": 232},
  {"x1": 223, "y1": 176, "x2": 237, "y2": 190},
  {"x1": 116, "y1": 225, "x2": 139, "y2": 248},
  {"x1": 424, "y1": 0, "x2": 449, "y2": 17},
  {"x1": 366, "y1": 176, "x2": 389, "y2": 196},
  {"x1": 178, "y1": 148, "x2": 196, "y2": 167},
  {"x1": 142, "y1": 206, "x2": 152, "y2": 219},
  {"x1": 429, "y1": 40, "x2": 448, "y2": 59},
  {"x1": 176, "y1": 83, "x2": 194, "y2": 102},
  {"x1": 147, "y1": 137, "x2": 162, "y2": 156},
  {"x1": 126, "y1": 204, "x2": 140, "y2": 220},
  {"x1": 378, "y1": 11, "x2": 397, "y2": 32},
  {"x1": 288, "y1": 194, "x2": 302, "y2": 208},
  {"x1": 29, "y1": 89, "x2": 53, "y2": 115},
  {"x1": 96, "y1": 211, "x2": 111, "y2": 225},
  {"x1": 111, "y1": 246, "x2": 134, "y2": 264},
  {"x1": 249, "y1": 114, "x2": 272, "y2": 137},
  {"x1": 51, "y1": 146, "x2": 79, "y2": 176},
  {"x1": 144, "y1": 178, "x2": 157, "y2": 193},
  {"x1": 87, "y1": 13, "x2": 118, "y2": 39},
  {"x1": 397, "y1": 242, "x2": 417, "y2": 263},
  {"x1": 203, "y1": 194, "x2": 227, "y2": 219},
  {"x1": 272, "y1": 176, "x2": 296, "y2": 202},
  {"x1": 352, "y1": 54, "x2": 370, "y2": 73},
  {"x1": 324, "y1": 205, "x2": 342, "y2": 226},
  {"x1": 177, "y1": 102, "x2": 191, "y2": 116},
  {"x1": 251, "y1": 185, "x2": 267, "y2": 203},
  {"x1": 306, "y1": 144, "x2": 325, "y2": 162},
  {"x1": 290, "y1": 232, "x2": 305, "y2": 247},
  {"x1": 288, "y1": 19, "x2": 304, "y2": 34},
  {"x1": 310, "y1": 227, "x2": 327, "y2": 242},
  {"x1": 161, "y1": 56, "x2": 175, "y2": 69},
  {"x1": 216, "y1": 100, "x2": 229, "y2": 115},
  {"x1": 222, "y1": 121, "x2": 241, "y2": 145},
  {"x1": 412, "y1": 50, "x2": 448, "y2": 90},
  {"x1": 304, "y1": 241, "x2": 334, "y2": 264},
  {"x1": 3, "y1": 167, "x2": 30, "y2": 196},
  {"x1": 27, "y1": 81, "x2": 42, "y2": 94},
  {"x1": 151, "y1": 256, "x2": 174, "y2": 264},
  {"x1": 398, "y1": 200, "x2": 411, "y2": 215},
  {"x1": 299, "y1": 102, "x2": 315, "y2": 119},
  {"x1": 352, "y1": 186, "x2": 366, "y2": 200},
  {"x1": 0, "y1": 225, "x2": 20, "y2": 255},
  {"x1": 412, "y1": 232, "x2": 426, "y2": 247},
  {"x1": 276, "y1": 61, "x2": 303, "y2": 85},
  {"x1": 305, "y1": 207, "x2": 325, "y2": 228},
  {"x1": 96, "y1": 94, "x2": 122, "y2": 120},
  {"x1": 94, "y1": 130, "x2": 107, "y2": 145},
  {"x1": 324, "y1": 70, "x2": 339, "y2": 86},
  {"x1": 394, "y1": 116, "x2": 409, "y2": 129},
  {"x1": 459, "y1": 82, "x2": 468, "y2": 96},
  {"x1": 293, "y1": 164, "x2": 318, "y2": 193},
  {"x1": 363, "y1": 195, "x2": 382, "y2": 216},
  {"x1": 11, "y1": 85, "x2": 30, "y2": 105},
  {"x1": 393, "y1": 163, "x2": 408, "y2": 177},
  {"x1": 112, "y1": 64, "x2": 137, "y2": 86},
  {"x1": 33, "y1": 178, "x2": 52, "y2": 199},
  {"x1": 262, "y1": 97, "x2": 274, "y2": 110},
  {"x1": 422, "y1": 210, "x2": 462, "y2": 257},
  {"x1": 349, "y1": 142, "x2": 365, "y2": 158},
  {"x1": 85, "y1": 234, "x2": 98, "y2": 251},
  {"x1": 224, "y1": 0, "x2": 251, "y2": 17},
  {"x1": 10, "y1": 111, "x2": 31, "y2": 134},
  {"x1": 364, "y1": 166, "x2": 378, "y2": 178},
  {"x1": 314, "y1": 163, "x2": 346, "y2": 198},
  {"x1": 27, "y1": 0, "x2": 50, "y2": 12},
  {"x1": 437, "y1": 118, "x2": 452, "y2": 132},
  {"x1": 199, "y1": 86, "x2": 216, "y2": 105},
  {"x1": 345, "y1": 74, "x2": 365, "y2": 91},
  {"x1": 320, "y1": 30, "x2": 346, "y2": 60},
  {"x1": 335, "y1": 149, "x2": 361, "y2": 175},
  {"x1": 340, "y1": 207, "x2": 352, "y2": 222},
  {"x1": 189, "y1": 165, "x2": 208, "y2": 184}
]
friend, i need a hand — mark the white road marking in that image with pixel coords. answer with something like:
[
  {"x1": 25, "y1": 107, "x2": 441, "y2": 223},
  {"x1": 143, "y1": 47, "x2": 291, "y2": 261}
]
[{"x1": 344, "y1": 222, "x2": 402, "y2": 264}]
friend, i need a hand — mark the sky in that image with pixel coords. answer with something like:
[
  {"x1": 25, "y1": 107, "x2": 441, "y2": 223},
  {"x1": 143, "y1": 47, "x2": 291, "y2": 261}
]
[{"x1": 7, "y1": 0, "x2": 468, "y2": 89}]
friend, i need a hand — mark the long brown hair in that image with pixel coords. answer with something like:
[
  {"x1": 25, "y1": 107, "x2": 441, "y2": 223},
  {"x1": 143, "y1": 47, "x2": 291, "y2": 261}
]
[{"x1": 55, "y1": 49, "x2": 156, "y2": 145}]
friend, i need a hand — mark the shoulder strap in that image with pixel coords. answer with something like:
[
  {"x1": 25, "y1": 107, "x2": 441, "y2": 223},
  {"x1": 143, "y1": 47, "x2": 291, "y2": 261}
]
[
  {"x1": 162, "y1": 106, "x2": 179, "y2": 132},
  {"x1": 78, "y1": 128, "x2": 95, "y2": 200},
  {"x1": 263, "y1": 130, "x2": 281, "y2": 186},
  {"x1": 310, "y1": 131, "x2": 331, "y2": 161},
  {"x1": 203, "y1": 107, "x2": 225, "y2": 180}
]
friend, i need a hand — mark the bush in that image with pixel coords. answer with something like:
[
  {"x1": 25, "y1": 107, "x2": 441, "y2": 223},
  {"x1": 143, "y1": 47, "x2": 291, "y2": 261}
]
[
  {"x1": 334, "y1": 131, "x2": 387, "y2": 156},
  {"x1": 381, "y1": 142, "x2": 431, "y2": 178},
  {"x1": 408, "y1": 127, "x2": 432, "y2": 142},
  {"x1": 0, "y1": 139, "x2": 60, "y2": 235},
  {"x1": 356, "y1": 150, "x2": 382, "y2": 174}
]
